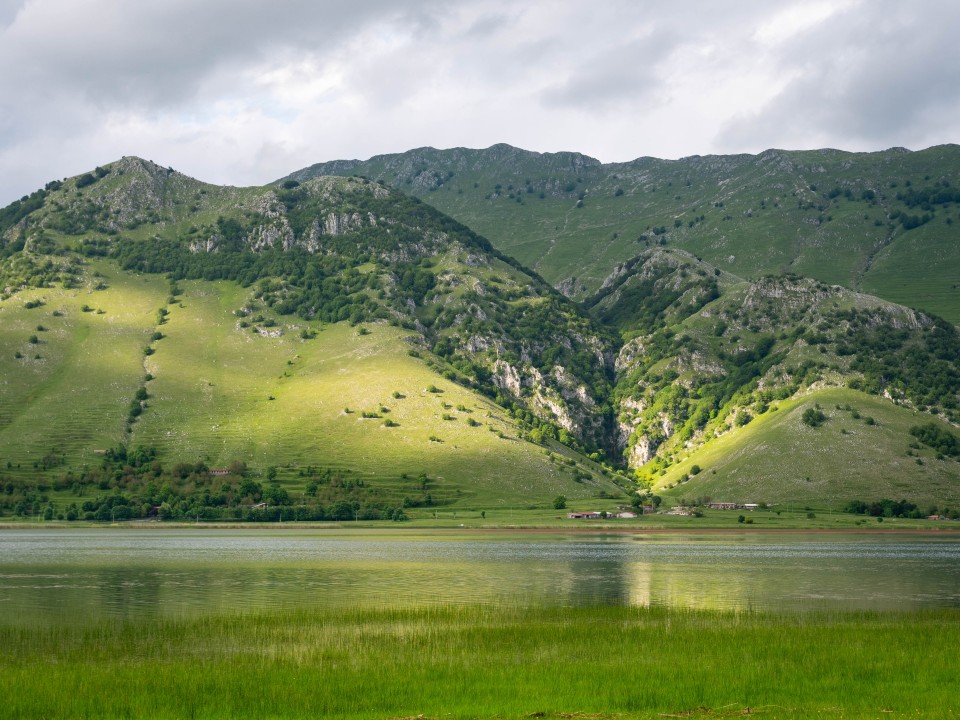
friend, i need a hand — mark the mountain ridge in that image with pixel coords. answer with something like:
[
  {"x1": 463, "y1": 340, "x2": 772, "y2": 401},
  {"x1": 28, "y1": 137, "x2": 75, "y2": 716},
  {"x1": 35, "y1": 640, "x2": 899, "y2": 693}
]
[
  {"x1": 283, "y1": 142, "x2": 960, "y2": 324},
  {"x1": 1, "y1": 153, "x2": 959, "y2": 518}
]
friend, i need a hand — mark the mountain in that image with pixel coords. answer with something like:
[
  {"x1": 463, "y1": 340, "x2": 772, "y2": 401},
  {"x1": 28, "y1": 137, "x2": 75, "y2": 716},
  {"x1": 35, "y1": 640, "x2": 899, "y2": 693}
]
[
  {"x1": 594, "y1": 248, "x2": 960, "y2": 505},
  {"x1": 0, "y1": 158, "x2": 626, "y2": 520},
  {"x1": 284, "y1": 143, "x2": 960, "y2": 324},
  {"x1": 1, "y1": 153, "x2": 960, "y2": 518}
]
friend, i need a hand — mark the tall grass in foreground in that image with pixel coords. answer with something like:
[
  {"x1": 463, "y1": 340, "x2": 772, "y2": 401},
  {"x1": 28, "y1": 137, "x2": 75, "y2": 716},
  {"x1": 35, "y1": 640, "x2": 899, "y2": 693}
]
[{"x1": 2, "y1": 605, "x2": 957, "y2": 719}]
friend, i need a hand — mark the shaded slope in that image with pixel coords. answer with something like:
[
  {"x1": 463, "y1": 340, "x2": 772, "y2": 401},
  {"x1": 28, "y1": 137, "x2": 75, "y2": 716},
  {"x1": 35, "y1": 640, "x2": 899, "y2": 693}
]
[{"x1": 284, "y1": 143, "x2": 960, "y2": 322}]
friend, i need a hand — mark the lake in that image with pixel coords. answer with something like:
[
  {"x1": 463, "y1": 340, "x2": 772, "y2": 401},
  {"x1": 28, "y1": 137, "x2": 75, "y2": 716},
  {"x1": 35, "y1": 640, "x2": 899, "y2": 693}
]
[{"x1": 2, "y1": 528, "x2": 959, "y2": 624}]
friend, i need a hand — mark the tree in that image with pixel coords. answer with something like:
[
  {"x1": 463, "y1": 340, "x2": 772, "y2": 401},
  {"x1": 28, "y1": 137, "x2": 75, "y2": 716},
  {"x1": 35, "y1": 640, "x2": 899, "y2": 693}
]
[{"x1": 553, "y1": 495, "x2": 567, "y2": 510}]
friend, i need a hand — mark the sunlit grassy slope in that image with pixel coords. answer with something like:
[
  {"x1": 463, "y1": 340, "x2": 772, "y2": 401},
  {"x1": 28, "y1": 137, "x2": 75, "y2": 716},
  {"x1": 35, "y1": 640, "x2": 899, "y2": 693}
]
[
  {"x1": 0, "y1": 263, "x2": 166, "y2": 469},
  {"x1": 0, "y1": 265, "x2": 619, "y2": 504},
  {"x1": 655, "y1": 388, "x2": 960, "y2": 509}
]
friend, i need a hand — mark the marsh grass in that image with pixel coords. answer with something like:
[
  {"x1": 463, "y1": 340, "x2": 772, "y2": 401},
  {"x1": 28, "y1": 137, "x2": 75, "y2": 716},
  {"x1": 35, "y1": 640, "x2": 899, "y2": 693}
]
[{"x1": 2, "y1": 604, "x2": 957, "y2": 719}]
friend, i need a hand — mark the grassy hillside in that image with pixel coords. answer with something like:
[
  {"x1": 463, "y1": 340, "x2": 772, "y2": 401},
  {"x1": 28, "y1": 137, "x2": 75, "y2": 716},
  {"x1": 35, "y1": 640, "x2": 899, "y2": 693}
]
[
  {"x1": 0, "y1": 261, "x2": 165, "y2": 469},
  {"x1": 0, "y1": 264, "x2": 622, "y2": 516},
  {"x1": 286, "y1": 144, "x2": 960, "y2": 323},
  {"x1": 133, "y1": 278, "x2": 612, "y2": 503},
  {"x1": 2, "y1": 155, "x2": 959, "y2": 516},
  {"x1": 656, "y1": 388, "x2": 960, "y2": 510}
]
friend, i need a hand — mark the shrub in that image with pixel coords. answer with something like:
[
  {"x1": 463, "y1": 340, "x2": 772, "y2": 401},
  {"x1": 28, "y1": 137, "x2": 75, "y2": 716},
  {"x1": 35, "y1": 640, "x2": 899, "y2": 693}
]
[{"x1": 801, "y1": 408, "x2": 827, "y2": 427}]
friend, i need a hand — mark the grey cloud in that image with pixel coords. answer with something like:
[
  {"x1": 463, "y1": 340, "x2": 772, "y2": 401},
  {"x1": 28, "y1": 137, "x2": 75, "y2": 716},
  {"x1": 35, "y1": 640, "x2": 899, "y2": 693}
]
[
  {"x1": 0, "y1": 0, "x2": 444, "y2": 110},
  {"x1": 461, "y1": 12, "x2": 512, "y2": 39},
  {"x1": 2, "y1": 0, "x2": 959, "y2": 207},
  {"x1": 540, "y1": 32, "x2": 680, "y2": 111},
  {"x1": 0, "y1": 0, "x2": 23, "y2": 27},
  {"x1": 718, "y1": 1, "x2": 960, "y2": 150}
]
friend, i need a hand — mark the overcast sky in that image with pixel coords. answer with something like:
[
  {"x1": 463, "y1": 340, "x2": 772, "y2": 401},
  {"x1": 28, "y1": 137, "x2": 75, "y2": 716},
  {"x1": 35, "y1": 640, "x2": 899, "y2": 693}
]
[{"x1": 2, "y1": 0, "x2": 959, "y2": 206}]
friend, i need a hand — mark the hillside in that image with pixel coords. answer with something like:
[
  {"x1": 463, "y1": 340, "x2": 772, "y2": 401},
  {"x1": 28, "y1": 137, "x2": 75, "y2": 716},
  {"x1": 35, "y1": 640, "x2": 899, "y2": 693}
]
[
  {"x1": 1, "y1": 155, "x2": 959, "y2": 517},
  {"x1": 0, "y1": 159, "x2": 626, "y2": 520},
  {"x1": 284, "y1": 143, "x2": 960, "y2": 324},
  {"x1": 590, "y1": 249, "x2": 960, "y2": 506}
]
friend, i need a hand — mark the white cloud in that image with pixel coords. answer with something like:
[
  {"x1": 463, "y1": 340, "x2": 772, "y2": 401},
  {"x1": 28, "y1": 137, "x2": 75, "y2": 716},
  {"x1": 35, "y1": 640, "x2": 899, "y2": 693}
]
[
  {"x1": 0, "y1": 0, "x2": 957, "y2": 206},
  {"x1": 753, "y1": 1, "x2": 852, "y2": 46}
]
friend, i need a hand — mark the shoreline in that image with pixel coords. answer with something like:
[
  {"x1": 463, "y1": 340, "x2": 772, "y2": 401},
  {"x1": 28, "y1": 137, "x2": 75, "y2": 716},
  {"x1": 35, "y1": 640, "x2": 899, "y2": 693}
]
[{"x1": 1, "y1": 520, "x2": 958, "y2": 534}]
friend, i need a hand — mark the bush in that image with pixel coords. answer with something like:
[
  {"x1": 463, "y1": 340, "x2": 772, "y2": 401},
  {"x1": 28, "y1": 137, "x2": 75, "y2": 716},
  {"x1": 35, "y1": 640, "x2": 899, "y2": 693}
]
[
  {"x1": 801, "y1": 408, "x2": 827, "y2": 427},
  {"x1": 553, "y1": 495, "x2": 567, "y2": 510}
]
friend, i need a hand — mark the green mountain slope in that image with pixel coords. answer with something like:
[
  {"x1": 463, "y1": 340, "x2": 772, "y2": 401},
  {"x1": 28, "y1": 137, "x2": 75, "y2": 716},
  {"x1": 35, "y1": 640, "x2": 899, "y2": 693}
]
[
  {"x1": 0, "y1": 264, "x2": 617, "y2": 510},
  {"x1": 0, "y1": 159, "x2": 627, "y2": 520},
  {"x1": 1, "y1": 155, "x2": 959, "y2": 518},
  {"x1": 285, "y1": 144, "x2": 960, "y2": 323},
  {"x1": 600, "y1": 250, "x2": 960, "y2": 479},
  {"x1": 655, "y1": 388, "x2": 960, "y2": 510}
]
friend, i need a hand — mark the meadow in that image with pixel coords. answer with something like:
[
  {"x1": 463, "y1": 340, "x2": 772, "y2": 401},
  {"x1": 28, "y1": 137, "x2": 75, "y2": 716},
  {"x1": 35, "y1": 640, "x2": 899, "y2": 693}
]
[
  {"x1": 2, "y1": 603, "x2": 957, "y2": 719},
  {"x1": 0, "y1": 264, "x2": 620, "y2": 512},
  {"x1": 656, "y1": 388, "x2": 960, "y2": 509}
]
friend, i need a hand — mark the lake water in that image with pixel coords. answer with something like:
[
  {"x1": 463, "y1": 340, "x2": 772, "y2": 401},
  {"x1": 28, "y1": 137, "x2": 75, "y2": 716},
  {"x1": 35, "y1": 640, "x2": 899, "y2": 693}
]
[{"x1": 2, "y1": 528, "x2": 959, "y2": 624}]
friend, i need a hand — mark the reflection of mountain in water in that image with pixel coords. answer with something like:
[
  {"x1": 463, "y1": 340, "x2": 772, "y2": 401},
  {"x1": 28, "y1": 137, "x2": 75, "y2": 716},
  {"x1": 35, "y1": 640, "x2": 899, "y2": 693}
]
[{"x1": 2, "y1": 531, "x2": 960, "y2": 625}]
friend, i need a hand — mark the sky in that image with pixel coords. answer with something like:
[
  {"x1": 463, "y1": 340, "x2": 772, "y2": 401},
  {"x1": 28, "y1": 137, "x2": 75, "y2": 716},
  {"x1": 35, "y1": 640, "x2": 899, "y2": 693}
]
[{"x1": 2, "y1": 0, "x2": 959, "y2": 206}]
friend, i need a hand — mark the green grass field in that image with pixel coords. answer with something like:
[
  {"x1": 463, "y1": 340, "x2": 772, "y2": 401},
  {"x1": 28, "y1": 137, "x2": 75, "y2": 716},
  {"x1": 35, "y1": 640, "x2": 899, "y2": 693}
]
[
  {"x1": 655, "y1": 388, "x2": 960, "y2": 509},
  {"x1": 0, "y1": 262, "x2": 166, "y2": 469},
  {"x1": 2, "y1": 603, "x2": 957, "y2": 719},
  {"x1": 0, "y1": 266, "x2": 622, "y2": 507}
]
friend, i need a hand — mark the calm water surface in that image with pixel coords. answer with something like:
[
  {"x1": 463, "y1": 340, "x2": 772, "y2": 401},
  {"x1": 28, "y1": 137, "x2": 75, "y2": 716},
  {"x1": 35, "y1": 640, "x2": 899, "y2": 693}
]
[{"x1": 1, "y1": 529, "x2": 959, "y2": 624}]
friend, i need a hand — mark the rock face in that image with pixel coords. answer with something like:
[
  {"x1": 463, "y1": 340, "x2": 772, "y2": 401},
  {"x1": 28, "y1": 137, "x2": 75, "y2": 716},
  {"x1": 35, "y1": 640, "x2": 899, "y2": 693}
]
[{"x1": 607, "y1": 260, "x2": 948, "y2": 475}]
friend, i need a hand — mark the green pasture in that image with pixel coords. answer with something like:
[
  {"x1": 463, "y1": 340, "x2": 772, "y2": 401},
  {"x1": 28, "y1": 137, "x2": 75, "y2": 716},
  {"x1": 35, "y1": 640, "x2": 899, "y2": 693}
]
[
  {"x1": 132, "y1": 279, "x2": 618, "y2": 503},
  {"x1": 0, "y1": 264, "x2": 620, "y2": 505},
  {"x1": 0, "y1": 262, "x2": 165, "y2": 470},
  {"x1": 2, "y1": 603, "x2": 957, "y2": 719},
  {"x1": 655, "y1": 388, "x2": 960, "y2": 508}
]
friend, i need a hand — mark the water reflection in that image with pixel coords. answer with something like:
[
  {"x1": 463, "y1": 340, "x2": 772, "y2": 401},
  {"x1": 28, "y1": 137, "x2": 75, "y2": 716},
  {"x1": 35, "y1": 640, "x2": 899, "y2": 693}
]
[{"x1": 1, "y1": 529, "x2": 959, "y2": 625}]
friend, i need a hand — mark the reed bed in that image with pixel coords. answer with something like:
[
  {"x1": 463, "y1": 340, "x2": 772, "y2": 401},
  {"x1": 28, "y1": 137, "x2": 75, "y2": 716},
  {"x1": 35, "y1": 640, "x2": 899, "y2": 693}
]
[{"x1": 2, "y1": 604, "x2": 957, "y2": 719}]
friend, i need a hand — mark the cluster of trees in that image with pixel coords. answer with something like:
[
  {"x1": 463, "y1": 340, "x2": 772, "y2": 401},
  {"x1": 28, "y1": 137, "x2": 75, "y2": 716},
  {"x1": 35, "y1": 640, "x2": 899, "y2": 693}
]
[
  {"x1": 841, "y1": 498, "x2": 952, "y2": 519},
  {"x1": 847, "y1": 315, "x2": 960, "y2": 415},
  {"x1": 801, "y1": 407, "x2": 828, "y2": 427},
  {"x1": 0, "y1": 445, "x2": 426, "y2": 522},
  {"x1": 909, "y1": 423, "x2": 960, "y2": 458},
  {"x1": 0, "y1": 188, "x2": 48, "y2": 238}
]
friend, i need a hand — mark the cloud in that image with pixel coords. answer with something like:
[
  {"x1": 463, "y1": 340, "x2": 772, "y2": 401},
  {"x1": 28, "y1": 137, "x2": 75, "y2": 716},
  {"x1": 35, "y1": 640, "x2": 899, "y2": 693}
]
[
  {"x1": 718, "y1": 1, "x2": 960, "y2": 151},
  {"x1": 0, "y1": 1, "x2": 958, "y2": 206}
]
